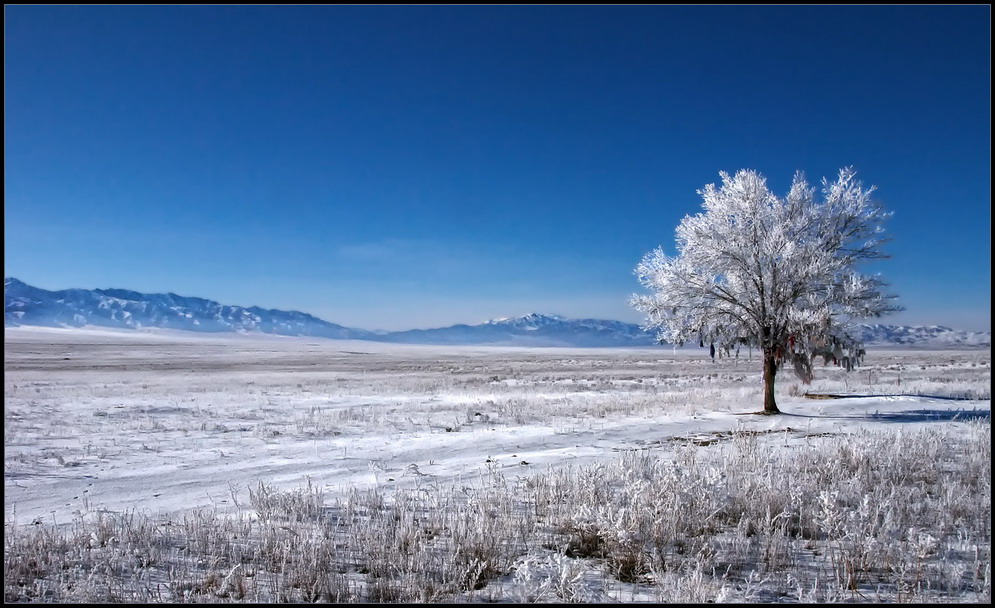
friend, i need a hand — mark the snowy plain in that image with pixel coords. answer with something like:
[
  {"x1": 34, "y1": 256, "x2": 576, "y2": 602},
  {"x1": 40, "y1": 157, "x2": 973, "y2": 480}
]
[{"x1": 4, "y1": 325, "x2": 991, "y2": 602}]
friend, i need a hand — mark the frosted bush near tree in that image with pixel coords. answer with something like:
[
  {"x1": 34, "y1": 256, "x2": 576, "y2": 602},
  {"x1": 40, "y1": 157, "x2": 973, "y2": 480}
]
[{"x1": 632, "y1": 167, "x2": 901, "y2": 413}]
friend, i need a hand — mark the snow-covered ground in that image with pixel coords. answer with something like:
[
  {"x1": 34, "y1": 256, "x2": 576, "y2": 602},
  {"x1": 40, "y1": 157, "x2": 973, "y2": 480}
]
[{"x1": 4, "y1": 326, "x2": 991, "y2": 602}]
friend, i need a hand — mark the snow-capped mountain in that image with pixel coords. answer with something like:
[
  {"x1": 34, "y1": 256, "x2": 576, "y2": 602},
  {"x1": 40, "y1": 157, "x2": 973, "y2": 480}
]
[
  {"x1": 854, "y1": 323, "x2": 991, "y2": 347},
  {"x1": 4, "y1": 278, "x2": 990, "y2": 348},
  {"x1": 380, "y1": 313, "x2": 658, "y2": 347},
  {"x1": 3, "y1": 277, "x2": 375, "y2": 340}
]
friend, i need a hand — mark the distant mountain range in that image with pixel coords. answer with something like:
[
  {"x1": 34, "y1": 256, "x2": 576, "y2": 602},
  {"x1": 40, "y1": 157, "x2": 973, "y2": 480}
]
[
  {"x1": 852, "y1": 324, "x2": 990, "y2": 347},
  {"x1": 3, "y1": 277, "x2": 375, "y2": 341},
  {"x1": 377, "y1": 313, "x2": 657, "y2": 347},
  {"x1": 4, "y1": 278, "x2": 991, "y2": 348}
]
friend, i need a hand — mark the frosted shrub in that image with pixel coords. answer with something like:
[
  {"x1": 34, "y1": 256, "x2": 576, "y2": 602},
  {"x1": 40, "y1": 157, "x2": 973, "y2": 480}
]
[
  {"x1": 248, "y1": 478, "x2": 323, "y2": 522},
  {"x1": 536, "y1": 422, "x2": 989, "y2": 603},
  {"x1": 651, "y1": 551, "x2": 729, "y2": 603}
]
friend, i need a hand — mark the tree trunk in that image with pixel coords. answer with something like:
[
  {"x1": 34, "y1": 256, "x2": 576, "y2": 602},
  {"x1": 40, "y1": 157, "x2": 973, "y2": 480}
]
[{"x1": 762, "y1": 350, "x2": 780, "y2": 414}]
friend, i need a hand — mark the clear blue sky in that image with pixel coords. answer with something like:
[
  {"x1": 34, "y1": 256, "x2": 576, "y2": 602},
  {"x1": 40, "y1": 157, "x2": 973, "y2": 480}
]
[{"x1": 4, "y1": 5, "x2": 991, "y2": 331}]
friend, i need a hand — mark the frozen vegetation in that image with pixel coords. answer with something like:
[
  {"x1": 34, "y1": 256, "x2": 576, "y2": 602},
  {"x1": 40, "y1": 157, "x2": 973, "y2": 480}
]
[
  {"x1": 4, "y1": 326, "x2": 991, "y2": 602},
  {"x1": 632, "y1": 167, "x2": 903, "y2": 414}
]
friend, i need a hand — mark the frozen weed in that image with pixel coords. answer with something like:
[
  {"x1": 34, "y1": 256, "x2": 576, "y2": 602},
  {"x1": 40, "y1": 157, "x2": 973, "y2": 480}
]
[
  {"x1": 248, "y1": 478, "x2": 324, "y2": 522},
  {"x1": 4, "y1": 341, "x2": 990, "y2": 602}
]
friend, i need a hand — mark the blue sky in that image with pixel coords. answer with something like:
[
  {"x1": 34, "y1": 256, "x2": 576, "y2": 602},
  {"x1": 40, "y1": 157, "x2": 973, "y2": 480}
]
[{"x1": 4, "y1": 5, "x2": 990, "y2": 331}]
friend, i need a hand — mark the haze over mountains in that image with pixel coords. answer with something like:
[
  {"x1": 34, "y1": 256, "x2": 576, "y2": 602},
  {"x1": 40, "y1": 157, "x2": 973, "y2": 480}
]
[{"x1": 4, "y1": 278, "x2": 991, "y2": 348}]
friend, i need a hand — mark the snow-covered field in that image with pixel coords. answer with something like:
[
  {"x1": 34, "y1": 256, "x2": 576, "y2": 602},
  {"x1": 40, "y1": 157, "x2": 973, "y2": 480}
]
[{"x1": 4, "y1": 326, "x2": 991, "y2": 602}]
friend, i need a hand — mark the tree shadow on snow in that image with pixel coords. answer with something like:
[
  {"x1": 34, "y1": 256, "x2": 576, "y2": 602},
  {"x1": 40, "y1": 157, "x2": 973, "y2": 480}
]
[
  {"x1": 781, "y1": 408, "x2": 990, "y2": 423},
  {"x1": 802, "y1": 392, "x2": 980, "y2": 401}
]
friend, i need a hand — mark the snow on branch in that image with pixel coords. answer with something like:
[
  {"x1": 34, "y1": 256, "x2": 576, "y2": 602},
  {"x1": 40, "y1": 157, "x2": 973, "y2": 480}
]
[{"x1": 631, "y1": 168, "x2": 901, "y2": 354}]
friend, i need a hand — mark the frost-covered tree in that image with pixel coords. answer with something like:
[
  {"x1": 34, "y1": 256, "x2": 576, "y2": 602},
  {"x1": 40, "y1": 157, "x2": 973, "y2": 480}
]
[{"x1": 631, "y1": 168, "x2": 901, "y2": 414}]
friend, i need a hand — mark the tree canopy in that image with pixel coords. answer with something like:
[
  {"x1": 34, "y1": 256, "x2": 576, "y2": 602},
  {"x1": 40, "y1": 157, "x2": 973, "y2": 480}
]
[{"x1": 631, "y1": 167, "x2": 901, "y2": 413}]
